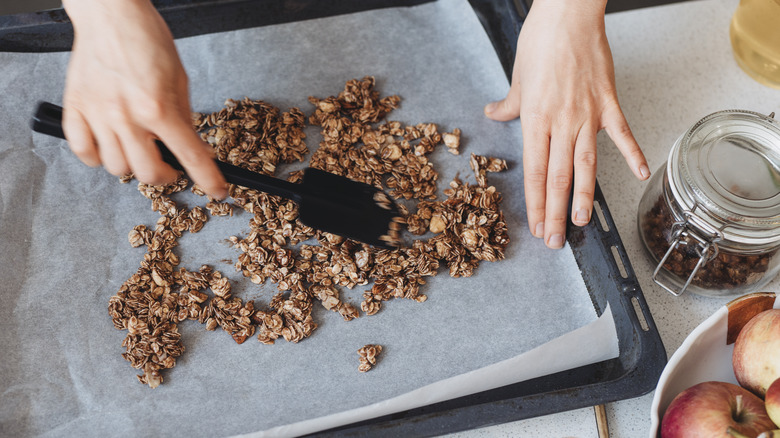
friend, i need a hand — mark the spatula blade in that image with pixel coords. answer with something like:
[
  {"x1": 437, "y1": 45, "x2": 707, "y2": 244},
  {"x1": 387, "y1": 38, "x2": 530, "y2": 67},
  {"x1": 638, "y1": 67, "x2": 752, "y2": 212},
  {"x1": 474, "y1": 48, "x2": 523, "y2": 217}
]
[{"x1": 298, "y1": 168, "x2": 402, "y2": 248}]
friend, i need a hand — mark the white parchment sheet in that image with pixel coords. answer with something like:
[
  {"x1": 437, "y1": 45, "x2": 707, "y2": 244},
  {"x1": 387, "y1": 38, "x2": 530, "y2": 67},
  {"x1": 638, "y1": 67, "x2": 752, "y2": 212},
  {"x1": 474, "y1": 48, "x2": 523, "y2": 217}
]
[{"x1": 0, "y1": 1, "x2": 619, "y2": 436}]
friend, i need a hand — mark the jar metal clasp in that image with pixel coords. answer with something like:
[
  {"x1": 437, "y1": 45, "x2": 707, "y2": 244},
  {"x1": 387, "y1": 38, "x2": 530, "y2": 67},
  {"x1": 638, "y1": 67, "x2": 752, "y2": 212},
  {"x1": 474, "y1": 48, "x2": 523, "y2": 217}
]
[{"x1": 652, "y1": 203, "x2": 724, "y2": 296}]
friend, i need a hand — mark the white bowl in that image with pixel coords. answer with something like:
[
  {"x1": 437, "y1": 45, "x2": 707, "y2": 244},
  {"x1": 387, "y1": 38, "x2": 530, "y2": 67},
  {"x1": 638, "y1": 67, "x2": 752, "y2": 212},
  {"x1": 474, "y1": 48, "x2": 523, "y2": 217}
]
[{"x1": 649, "y1": 292, "x2": 779, "y2": 437}]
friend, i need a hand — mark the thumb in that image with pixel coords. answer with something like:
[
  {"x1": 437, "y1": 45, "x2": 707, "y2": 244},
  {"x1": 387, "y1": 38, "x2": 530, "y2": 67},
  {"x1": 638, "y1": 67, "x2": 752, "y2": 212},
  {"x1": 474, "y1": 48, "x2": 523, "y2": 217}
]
[{"x1": 484, "y1": 89, "x2": 522, "y2": 122}]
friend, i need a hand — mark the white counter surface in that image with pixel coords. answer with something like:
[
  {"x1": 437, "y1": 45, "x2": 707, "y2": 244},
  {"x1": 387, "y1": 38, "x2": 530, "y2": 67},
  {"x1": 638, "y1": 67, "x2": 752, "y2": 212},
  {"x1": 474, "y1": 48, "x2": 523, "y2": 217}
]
[{"x1": 450, "y1": 0, "x2": 780, "y2": 436}]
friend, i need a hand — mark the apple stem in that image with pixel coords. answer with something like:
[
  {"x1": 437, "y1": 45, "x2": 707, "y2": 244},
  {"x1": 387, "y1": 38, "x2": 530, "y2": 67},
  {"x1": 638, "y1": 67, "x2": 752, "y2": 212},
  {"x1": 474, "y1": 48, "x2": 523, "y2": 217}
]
[{"x1": 727, "y1": 426, "x2": 751, "y2": 438}]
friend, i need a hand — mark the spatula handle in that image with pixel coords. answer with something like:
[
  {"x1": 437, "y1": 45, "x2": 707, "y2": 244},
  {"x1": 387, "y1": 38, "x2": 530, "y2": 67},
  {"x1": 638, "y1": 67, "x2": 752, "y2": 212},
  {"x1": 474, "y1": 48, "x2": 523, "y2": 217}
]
[{"x1": 32, "y1": 101, "x2": 303, "y2": 202}]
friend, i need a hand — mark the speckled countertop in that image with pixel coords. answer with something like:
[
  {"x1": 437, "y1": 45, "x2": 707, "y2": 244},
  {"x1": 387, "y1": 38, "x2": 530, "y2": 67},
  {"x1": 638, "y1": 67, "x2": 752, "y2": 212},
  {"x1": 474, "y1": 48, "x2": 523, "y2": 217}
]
[{"x1": 448, "y1": 0, "x2": 780, "y2": 436}]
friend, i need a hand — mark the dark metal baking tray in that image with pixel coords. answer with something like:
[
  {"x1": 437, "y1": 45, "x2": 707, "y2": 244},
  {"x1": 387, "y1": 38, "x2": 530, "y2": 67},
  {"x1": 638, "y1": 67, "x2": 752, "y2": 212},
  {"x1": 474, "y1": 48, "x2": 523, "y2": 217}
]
[{"x1": 0, "y1": 0, "x2": 666, "y2": 435}]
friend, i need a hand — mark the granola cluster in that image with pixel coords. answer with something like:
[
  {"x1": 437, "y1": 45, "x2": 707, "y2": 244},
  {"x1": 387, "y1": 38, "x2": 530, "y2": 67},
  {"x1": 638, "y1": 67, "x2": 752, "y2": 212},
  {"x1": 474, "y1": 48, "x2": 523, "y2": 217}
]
[
  {"x1": 108, "y1": 76, "x2": 510, "y2": 387},
  {"x1": 358, "y1": 344, "x2": 383, "y2": 372},
  {"x1": 194, "y1": 96, "x2": 308, "y2": 176}
]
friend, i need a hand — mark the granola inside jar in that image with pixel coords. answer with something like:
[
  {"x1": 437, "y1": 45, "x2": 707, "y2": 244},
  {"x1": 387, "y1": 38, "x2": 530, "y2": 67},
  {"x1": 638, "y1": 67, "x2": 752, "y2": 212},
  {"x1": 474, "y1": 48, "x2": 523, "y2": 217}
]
[{"x1": 637, "y1": 110, "x2": 780, "y2": 297}]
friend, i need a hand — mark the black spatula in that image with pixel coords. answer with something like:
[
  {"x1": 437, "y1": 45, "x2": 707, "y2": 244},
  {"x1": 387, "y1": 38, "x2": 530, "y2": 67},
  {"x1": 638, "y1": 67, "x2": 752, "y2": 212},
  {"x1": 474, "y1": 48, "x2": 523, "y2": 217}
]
[{"x1": 32, "y1": 102, "x2": 402, "y2": 248}]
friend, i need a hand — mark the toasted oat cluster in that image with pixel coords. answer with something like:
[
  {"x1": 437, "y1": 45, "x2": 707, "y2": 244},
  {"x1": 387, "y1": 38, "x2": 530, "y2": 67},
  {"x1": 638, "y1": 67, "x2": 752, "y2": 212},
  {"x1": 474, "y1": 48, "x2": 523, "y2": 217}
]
[
  {"x1": 108, "y1": 77, "x2": 509, "y2": 387},
  {"x1": 194, "y1": 96, "x2": 308, "y2": 176},
  {"x1": 358, "y1": 344, "x2": 383, "y2": 372}
]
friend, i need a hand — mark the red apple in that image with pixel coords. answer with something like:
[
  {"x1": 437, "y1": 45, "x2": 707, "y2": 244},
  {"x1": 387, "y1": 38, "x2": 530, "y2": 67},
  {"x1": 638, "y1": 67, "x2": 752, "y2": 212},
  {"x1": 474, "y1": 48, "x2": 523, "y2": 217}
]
[
  {"x1": 733, "y1": 309, "x2": 780, "y2": 398},
  {"x1": 661, "y1": 381, "x2": 775, "y2": 438},
  {"x1": 767, "y1": 378, "x2": 780, "y2": 427}
]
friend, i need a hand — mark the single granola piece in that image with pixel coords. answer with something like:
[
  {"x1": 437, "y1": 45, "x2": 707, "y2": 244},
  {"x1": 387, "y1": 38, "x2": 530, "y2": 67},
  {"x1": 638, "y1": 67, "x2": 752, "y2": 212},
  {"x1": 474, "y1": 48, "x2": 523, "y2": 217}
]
[
  {"x1": 357, "y1": 344, "x2": 383, "y2": 372},
  {"x1": 128, "y1": 225, "x2": 149, "y2": 248},
  {"x1": 442, "y1": 128, "x2": 461, "y2": 155}
]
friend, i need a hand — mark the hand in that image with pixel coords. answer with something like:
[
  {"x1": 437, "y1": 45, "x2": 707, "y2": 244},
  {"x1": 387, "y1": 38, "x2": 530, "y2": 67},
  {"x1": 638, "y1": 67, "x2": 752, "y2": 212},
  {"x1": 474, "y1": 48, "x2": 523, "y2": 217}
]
[
  {"x1": 61, "y1": 0, "x2": 227, "y2": 198},
  {"x1": 484, "y1": 0, "x2": 649, "y2": 249}
]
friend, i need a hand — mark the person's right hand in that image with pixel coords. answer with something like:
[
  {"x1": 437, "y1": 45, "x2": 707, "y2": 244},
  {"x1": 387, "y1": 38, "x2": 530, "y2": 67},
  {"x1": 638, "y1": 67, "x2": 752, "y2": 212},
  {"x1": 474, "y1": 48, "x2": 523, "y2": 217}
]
[{"x1": 61, "y1": 0, "x2": 227, "y2": 198}]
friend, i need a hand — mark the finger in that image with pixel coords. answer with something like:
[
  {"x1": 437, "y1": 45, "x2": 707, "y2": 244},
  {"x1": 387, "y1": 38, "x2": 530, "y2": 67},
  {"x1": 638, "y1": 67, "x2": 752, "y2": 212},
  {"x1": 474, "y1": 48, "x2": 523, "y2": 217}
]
[
  {"x1": 62, "y1": 105, "x2": 101, "y2": 167},
  {"x1": 544, "y1": 126, "x2": 577, "y2": 249},
  {"x1": 602, "y1": 101, "x2": 650, "y2": 181},
  {"x1": 114, "y1": 122, "x2": 179, "y2": 186},
  {"x1": 155, "y1": 118, "x2": 228, "y2": 199},
  {"x1": 520, "y1": 115, "x2": 551, "y2": 239},
  {"x1": 93, "y1": 125, "x2": 131, "y2": 177},
  {"x1": 571, "y1": 123, "x2": 598, "y2": 227},
  {"x1": 484, "y1": 87, "x2": 522, "y2": 122}
]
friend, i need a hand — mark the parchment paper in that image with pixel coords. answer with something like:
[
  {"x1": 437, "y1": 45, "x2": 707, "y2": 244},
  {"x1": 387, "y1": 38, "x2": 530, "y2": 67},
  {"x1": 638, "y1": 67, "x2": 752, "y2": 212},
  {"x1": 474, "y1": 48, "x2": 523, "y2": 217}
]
[{"x1": 0, "y1": 1, "x2": 619, "y2": 436}]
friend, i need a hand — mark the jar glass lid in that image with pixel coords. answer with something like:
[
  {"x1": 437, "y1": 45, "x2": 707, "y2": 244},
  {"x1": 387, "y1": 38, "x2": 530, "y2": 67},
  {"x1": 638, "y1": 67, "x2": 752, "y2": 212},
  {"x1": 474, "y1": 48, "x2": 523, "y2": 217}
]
[{"x1": 669, "y1": 110, "x2": 780, "y2": 246}]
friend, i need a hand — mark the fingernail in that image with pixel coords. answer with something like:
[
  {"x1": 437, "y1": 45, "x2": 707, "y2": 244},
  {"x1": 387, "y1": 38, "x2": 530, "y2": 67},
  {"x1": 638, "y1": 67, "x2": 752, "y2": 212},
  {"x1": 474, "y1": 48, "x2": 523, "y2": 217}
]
[
  {"x1": 639, "y1": 165, "x2": 651, "y2": 180},
  {"x1": 547, "y1": 234, "x2": 564, "y2": 249},
  {"x1": 534, "y1": 222, "x2": 544, "y2": 238},
  {"x1": 484, "y1": 102, "x2": 498, "y2": 114},
  {"x1": 574, "y1": 208, "x2": 589, "y2": 225}
]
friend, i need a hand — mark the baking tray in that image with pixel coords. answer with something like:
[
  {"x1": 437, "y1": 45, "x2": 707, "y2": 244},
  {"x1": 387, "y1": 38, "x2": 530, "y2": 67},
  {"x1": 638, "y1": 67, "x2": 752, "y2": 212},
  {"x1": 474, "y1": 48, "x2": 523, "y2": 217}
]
[{"x1": 0, "y1": 0, "x2": 666, "y2": 435}]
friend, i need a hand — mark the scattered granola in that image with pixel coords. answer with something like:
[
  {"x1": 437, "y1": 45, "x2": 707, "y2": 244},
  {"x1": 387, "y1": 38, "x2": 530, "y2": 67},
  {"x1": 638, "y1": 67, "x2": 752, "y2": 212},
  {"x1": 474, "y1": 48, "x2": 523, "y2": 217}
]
[
  {"x1": 109, "y1": 76, "x2": 510, "y2": 386},
  {"x1": 358, "y1": 344, "x2": 383, "y2": 372}
]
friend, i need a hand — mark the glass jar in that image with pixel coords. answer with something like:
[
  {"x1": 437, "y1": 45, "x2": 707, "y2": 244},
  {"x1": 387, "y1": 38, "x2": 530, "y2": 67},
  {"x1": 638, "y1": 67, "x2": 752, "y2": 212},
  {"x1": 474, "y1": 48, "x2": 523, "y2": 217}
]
[
  {"x1": 637, "y1": 110, "x2": 780, "y2": 297},
  {"x1": 730, "y1": 0, "x2": 780, "y2": 89}
]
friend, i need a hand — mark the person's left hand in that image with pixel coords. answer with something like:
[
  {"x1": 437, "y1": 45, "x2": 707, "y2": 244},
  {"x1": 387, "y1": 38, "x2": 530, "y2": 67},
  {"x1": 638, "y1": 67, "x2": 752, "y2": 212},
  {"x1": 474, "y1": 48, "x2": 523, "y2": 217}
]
[{"x1": 484, "y1": 0, "x2": 650, "y2": 249}]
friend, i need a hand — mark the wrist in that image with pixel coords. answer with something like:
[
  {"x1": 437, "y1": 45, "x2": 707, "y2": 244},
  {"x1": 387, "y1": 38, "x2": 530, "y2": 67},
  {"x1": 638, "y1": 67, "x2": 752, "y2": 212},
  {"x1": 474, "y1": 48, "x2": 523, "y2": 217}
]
[
  {"x1": 63, "y1": 0, "x2": 153, "y2": 28},
  {"x1": 531, "y1": 0, "x2": 608, "y2": 17}
]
